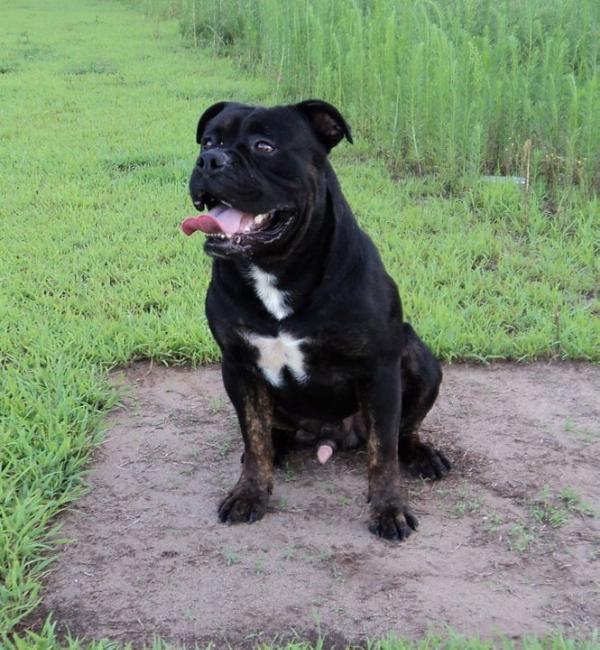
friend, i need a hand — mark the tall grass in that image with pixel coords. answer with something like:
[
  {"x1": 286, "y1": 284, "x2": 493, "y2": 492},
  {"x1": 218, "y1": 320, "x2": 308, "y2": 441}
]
[{"x1": 172, "y1": 0, "x2": 599, "y2": 189}]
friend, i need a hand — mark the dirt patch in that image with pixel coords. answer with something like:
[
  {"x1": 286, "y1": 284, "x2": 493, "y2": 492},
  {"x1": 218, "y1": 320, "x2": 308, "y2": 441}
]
[{"x1": 36, "y1": 362, "x2": 599, "y2": 647}]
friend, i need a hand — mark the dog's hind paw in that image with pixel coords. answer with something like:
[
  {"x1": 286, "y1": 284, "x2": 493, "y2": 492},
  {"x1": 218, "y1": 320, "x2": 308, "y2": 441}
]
[
  {"x1": 218, "y1": 483, "x2": 269, "y2": 524},
  {"x1": 401, "y1": 441, "x2": 451, "y2": 480},
  {"x1": 415, "y1": 445, "x2": 451, "y2": 480},
  {"x1": 368, "y1": 508, "x2": 418, "y2": 541}
]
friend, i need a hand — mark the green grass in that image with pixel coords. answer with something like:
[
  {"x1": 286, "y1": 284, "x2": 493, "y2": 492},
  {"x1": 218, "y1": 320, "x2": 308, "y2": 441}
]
[
  {"x1": 169, "y1": 0, "x2": 600, "y2": 190},
  {"x1": 0, "y1": 0, "x2": 598, "y2": 647},
  {"x1": 6, "y1": 622, "x2": 600, "y2": 650},
  {"x1": 530, "y1": 485, "x2": 596, "y2": 527},
  {"x1": 0, "y1": 0, "x2": 243, "y2": 638}
]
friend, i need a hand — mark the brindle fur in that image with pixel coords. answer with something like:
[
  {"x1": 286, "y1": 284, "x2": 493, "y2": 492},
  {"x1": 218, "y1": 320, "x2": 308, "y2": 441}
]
[{"x1": 218, "y1": 364, "x2": 274, "y2": 523}]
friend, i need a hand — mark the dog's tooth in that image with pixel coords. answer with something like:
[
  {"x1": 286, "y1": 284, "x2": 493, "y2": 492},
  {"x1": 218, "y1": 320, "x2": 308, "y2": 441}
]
[
  {"x1": 254, "y1": 213, "x2": 267, "y2": 225},
  {"x1": 225, "y1": 234, "x2": 231, "y2": 239}
]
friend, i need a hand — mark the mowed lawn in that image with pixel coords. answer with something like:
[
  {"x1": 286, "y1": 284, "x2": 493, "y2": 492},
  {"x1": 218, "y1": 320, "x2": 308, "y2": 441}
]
[{"x1": 0, "y1": 0, "x2": 598, "y2": 647}]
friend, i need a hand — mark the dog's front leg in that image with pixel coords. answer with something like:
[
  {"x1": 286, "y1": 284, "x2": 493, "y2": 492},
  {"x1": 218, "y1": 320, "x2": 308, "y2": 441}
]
[
  {"x1": 218, "y1": 359, "x2": 274, "y2": 524},
  {"x1": 363, "y1": 360, "x2": 418, "y2": 540}
]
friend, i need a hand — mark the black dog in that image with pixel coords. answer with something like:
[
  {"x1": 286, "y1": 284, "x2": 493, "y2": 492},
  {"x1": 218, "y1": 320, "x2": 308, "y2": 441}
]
[{"x1": 183, "y1": 100, "x2": 450, "y2": 540}]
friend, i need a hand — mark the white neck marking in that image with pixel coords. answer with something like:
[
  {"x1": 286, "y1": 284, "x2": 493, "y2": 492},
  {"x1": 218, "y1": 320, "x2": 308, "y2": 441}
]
[{"x1": 248, "y1": 265, "x2": 292, "y2": 321}]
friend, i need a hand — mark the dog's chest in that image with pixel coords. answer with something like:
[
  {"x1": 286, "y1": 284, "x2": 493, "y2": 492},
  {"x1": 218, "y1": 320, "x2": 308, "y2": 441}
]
[
  {"x1": 243, "y1": 331, "x2": 308, "y2": 387},
  {"x1": 243, "y1": 265, "x2": 308, "y2": 388}
]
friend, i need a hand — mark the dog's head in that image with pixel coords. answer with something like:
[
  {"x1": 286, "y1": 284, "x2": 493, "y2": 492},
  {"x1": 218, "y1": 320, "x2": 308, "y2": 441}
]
[{"x1": 185, "y1": 100, "x2": 352, "y2": 260}]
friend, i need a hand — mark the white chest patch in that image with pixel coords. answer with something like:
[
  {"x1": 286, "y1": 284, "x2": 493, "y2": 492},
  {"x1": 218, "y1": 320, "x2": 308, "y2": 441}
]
[
  {"x1": 248, "y1": 265, "x2": 292, "y2": 320},
  {"x1": 245, "y1": 331, "x2": 308, "y2": 387}
]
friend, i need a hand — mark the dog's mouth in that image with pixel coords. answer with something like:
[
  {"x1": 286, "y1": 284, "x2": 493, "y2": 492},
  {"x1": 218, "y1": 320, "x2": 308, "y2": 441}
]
[{"x1": 181, "y1": 193, "x2": 295, "y2": 256}]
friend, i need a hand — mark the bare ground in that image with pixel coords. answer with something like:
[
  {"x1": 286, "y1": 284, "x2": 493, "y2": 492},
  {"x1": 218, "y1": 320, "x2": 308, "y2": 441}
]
[{"x1": 35, "y1": 362, "x2": 600, "y2": 648}]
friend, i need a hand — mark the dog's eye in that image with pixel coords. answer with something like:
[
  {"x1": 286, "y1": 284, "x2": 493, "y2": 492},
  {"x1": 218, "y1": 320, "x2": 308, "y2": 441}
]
[{"x1": 255, "y1": 141, "x2": 275, "y2": 153}]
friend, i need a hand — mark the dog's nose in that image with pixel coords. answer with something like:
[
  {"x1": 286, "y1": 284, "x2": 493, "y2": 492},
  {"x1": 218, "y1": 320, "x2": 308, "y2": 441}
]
[{"x1": 198, "y1": 150, "x2": 230, "y2": 171}]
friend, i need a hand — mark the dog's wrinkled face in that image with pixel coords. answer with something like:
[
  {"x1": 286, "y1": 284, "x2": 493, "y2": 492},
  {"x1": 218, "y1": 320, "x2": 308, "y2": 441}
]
[{"x1": 186, "y1": 100, "x2": 352, "y2": 259}]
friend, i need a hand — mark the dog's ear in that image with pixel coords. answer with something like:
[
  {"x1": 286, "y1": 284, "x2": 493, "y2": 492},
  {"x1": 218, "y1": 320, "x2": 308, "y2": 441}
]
[
  {"x1": 196, "y1": 102, "x2": 230, "y2": 145},
  {"x1": 294, "y1": 99, "x2": 353, "y2": 152}
]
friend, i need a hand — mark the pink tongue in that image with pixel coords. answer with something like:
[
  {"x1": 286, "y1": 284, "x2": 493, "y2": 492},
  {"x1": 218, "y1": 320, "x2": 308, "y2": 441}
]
[{"x1": 181, "y1": 205, "x2": 252, "y2": 236}]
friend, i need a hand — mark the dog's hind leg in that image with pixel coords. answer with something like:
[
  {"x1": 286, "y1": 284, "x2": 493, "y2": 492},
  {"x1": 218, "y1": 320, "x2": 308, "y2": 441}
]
[
  {"x1": 271, "y1": 427, "x2": 297, "y2": 466},
  {"x1": 398, "y1": 323, "x2": 450, "y2": 480}
]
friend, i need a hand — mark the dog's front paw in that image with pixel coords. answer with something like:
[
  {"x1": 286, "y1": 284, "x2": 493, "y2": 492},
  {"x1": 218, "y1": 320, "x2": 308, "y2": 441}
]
[
  {"x1": 368, "y1": 508, "x2": 418, "y2": 541},
  {"x1": 218, "y1": 482, "x2": 270, "y2": 524},
  {"x1": 401, "y1": 441, "x2": 451, "y2": 480}
]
